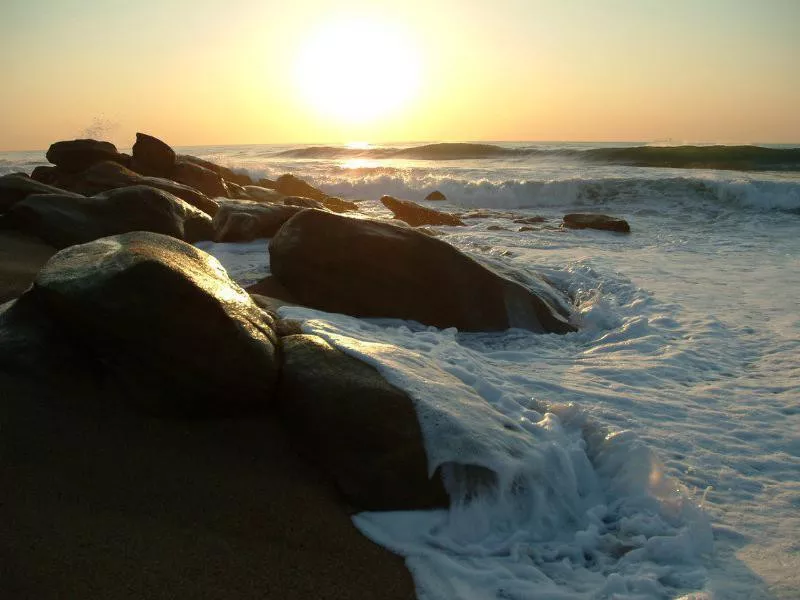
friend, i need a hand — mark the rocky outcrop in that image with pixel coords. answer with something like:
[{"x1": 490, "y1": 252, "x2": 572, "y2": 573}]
[
  {"x1": 53, "y1": 160, "x2": 219, "y2": 216},
  {"x1": 8, "y1": 185, "x2": 213, "y2": 248},
  {"x1": 425, "y1": 190, "x2": 446, "y2": 201},
  {"x1": 173, "y1": 159, "x2": 229, "y2": 199},
  {"x1": 131, "y1": 132, "x2": 176, "y2": 177},
  {"x1": 212, "y1": 201, "x2": 304, "y2": 242},
  {"x1": 381, "y1": 195, "x2": 464, "y2": 227},
  {"x1": 279, "y1": 334, "x2": 448, "y2": 510},
  {"x1": 563, "y1": 213, "x2": 631, "y2": 233},
  {"x1": 0, "y1": 173, "x2": 83, "y2": 214},
  {"x1": 45, "y1": 139, "x2": 124, "y2": 173},
  {"x1": 269, "y1": 210, "x2": 575, "y2": 333},
  {"x1": 8, "y1": 232, "x2": 279, "y2": 416}
]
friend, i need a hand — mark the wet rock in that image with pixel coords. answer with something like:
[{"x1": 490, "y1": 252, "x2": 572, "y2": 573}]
[
  {"x1": 179, "y1": 155, "x2": 253, "y2": 186},
  {"x1": 212, "y1": 201, "x2": 304, "y2": 242},
  {"x1": 131, "y1": 132, "x2": 176, "y2": 177},
  {"x1": 0, "y1": 174, "x2": 82, "y2": 214},
  {"x1": 46, "y1": 139, "x2": 124, "y2": 173},
  {"x1": 487, "y1": 225, "x2": 510, "y2": 231},
  {"x1": 279, "y1": 334, "x2": 448, "y2": 511},
  {"x1": 172, "y1": 159, "x2": 228, "y2": 199},
  {"x1": 8, "y1": 185, "x2": 213, "y2": 248},
  {"x1": 274, "y1": 173, "x2": 328, "y2": 202},
  {"x1": 243, "y1": 186, "x2": 285, "y2": 203},
  {"x1": 424, "y1": 190, "x2": 446, "y2": 201},
  {"x1": 380, "y1": 195, "x2": 465, "y2": 227},
  {"x1": 13, "y1": 231, "x2": 279, "y2": 416},
  {"x1": 269, "y1": 210, "x2": 575, "y2": 333},
  {"x1": 61, "y1": 160, "x2": 219, "y2": 216},
  {"x1": 518, "y1": 226, "x2": 536, "y2": 232},
  {"x1": 319, "y1": 196, "x2": 358, "y2": 213},
  {"x1": 283, "y1": 196, "x2": 326, "y2": 210},
  {"x1": 0, "y1": 230, "x2": 57, "y2": 303},
  {"x1": 563, "y1": 213, "x2": 631, "y2": 233}
]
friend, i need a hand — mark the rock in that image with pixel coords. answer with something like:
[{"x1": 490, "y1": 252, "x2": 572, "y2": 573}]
[
  {"x1": 8, "y1": 185, "x2": 213, "y2": 249},
  {"x1": 257, "y1": 178, "x2": 277, "y2": 189},
  {"x1": 513, "y1": 216, "x2": 546, "y2": 225},
  {"x1": 563, "y1": 213, "x2": 631, "y2": 233},
  {"x1": 274, "y1": 173, "x2": 328, "y2": 202},
  {"x1": 30, "y1": 165, "x2": 62, "y2": 185},
  {"x1": 45, "y1": 139, "x2": 124, "y2": 173},
  {"x1": 212, "y1": 201, "x2": 304, "y2": 242},
  {"x1": 0, "y1": 173, "x2": 83, "y2": 214},
  {"x1": 487, "y1": 225, "x2": 510, "y2": 231},
  {"x1": 178, "y1": 155, "x2": 253, "y2": 186},
  {"x1": 225, "y1": 181, "x2": 248, "y2": 199},
  {"x1": 283, "y1": 196, "x2": 326, "y2": 210},
  {"x1": 131, "y1": 132, "x2": 176, "y2": 177},
  {"x1": 61, "y1": 160, "x2": 219, "y2": 216},
  {"x1": 172, "y1": 159, "x2": 229, "y2": 199},
  {"x1": 424, "y1": 190, "x2": 446, "y2": 201},
  {"x1": 0, "y1": 230, "x2": 58, "y2": 303},
  {"x1": 246, "y1": 275, "x2": 297, "y2": 305},
  {"x1": 319, "y1": 196, "x2": 358, "y2": 213},
  {"x1": 16, "y1": 231, "x2": 279, "y2": 416},
  {"x1": 243, "y1": 185, "x2": 285, "y2": 203},
  {"x1": 279, "y1": 334, "x2": 448, "y2": 511},
  {"x1": 518, "y1": 226, "x2": 536, "y2": 232},
  {"x1": 269, "y1": 210, "x2": 575, "y2": 333},
  {"x1": 380, "y1": 195, "x2": 465, "y2": 227}
]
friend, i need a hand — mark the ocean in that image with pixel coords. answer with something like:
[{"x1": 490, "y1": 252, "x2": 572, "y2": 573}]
[{"x1": 2, "y1": 141, "x2": 799, "y2": 599}]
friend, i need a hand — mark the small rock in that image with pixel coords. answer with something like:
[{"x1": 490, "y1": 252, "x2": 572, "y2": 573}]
[
  {"x1": 563, "y1": 213, "x2": 631, "y2": 233},
  {"x1": 424, "y1": 190, "x2": 446, "y2": 201},
  {"x1": 380, "y1": 195, "x2": 464, "y2": 227},
  {"x1": 512, "y1": 216, "x2": 546, "y2": 225}
]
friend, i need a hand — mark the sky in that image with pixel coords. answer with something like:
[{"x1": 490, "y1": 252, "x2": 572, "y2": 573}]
[{"x1": 1, "y1": 0, "x2": 798, "y2": 150}]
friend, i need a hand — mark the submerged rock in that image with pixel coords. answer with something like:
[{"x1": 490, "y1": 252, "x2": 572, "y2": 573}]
[
  {"x1": 8, "y1": 185, "x2": 213, "y2": 248},
  {"x1": 563, "y1": 213, "x2": 631, "y2": 233},
  {"x1": 269, "y1": 210, "x2": 574, "y2": 333},
  {"x1": 424, "y1": 190, "x2": 446, "y2": 201},
  {"x1": 45, "y1": 139, "x2": 124, "y2": 173},
  {"x1": 513, "y1": 216, "x2": 546, "y2": 225},
  {"x1": 0, "y1": 173, "x2": 82, "y2": 214},
  {"x1": 283, "y1": 196, "x2": 326, "y2": 210},
  {"x1": 380, "y1": 195, "x2": 465, "y2": 227},
  {"x1": 131, "y1": 132, "x2": 176, "y2": 177},
  {"x1": 15, "y1": 231, "x2": 279, "y2": 416},
  {"x1": 279, "y1": 334, "x2": 448, "y2": 511}
]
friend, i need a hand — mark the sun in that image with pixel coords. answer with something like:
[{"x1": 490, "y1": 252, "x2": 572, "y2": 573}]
[{"x1": 293, "y1": 17, "x2": 421, "y2": 125}]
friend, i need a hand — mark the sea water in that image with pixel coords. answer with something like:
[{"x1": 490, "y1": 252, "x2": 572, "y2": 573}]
[{"x1": 3, "y1": 142, "x2": 798, "y2": 599}]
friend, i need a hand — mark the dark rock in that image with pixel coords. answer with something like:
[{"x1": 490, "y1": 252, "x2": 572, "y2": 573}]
[
  {"x1": 513, "y1": 216, "x2": 546, "y2": 225},
  {"x1": 380, "y1": 195, "x2": 465, "y2": 227},
  {"x1": 8, "y1": 185, "x2": 213, "y2": 248},
  {"x1": 563, "y1": 213, "x2": 631, "y2": 233},
  {"x1": 17, "y1": 231, "x2": 279, "y2": 416},
  {"x1": 283, "y1": 196, "x2": 326, "y2": 210},
  {"x1": 131, "y1": 132, "x2": 176, "y2": 177},
  {"x1": 269, "y1": 210, "x2": 575, "y2": 333},
  {"x1": 487, "y1": 225, "x2": 509, "y2": 231},
  {"x1": 243, "y1": 185, "x2": 285, "y2": 203},
  {"x1": 30, "y1": 165, "x2": 62, "y2": 185},
  {"x1": 0, "y1": 230, "x2": 58, "y2": 303},
  {"x1": 213, "y1": 201, "x2": 304, "y2": 242},
  {"x1": 319, "y1": 196, "x2": 358, "y2": 213},
  {"x1": 246, "y1": 275, "x2": 297, "y2": 305},
  {"x1": 62, "y1": 160, "x2": 219, "y2": 216},
  {"x1": 45, "y1": 139, "x2": 123, "y2": 173},
  {"x1": 257, "y1": 178, "x2": 277, "y2": 189},
  {"x1": 225, "y1": 181, "x2": 248, "y2": 199},
  {"x1": 178, "y1": 155, "x2": 253, "y2": 186},
  {"x1": 172, "y1": 159, "x2": 229, "y2": 199},
  {"x1": 0, "y1": 174, "x2": 82, "y2": 214},
  {"x1": 274, "y1": 173, "x2": 328, "y2": 202},
  {"x1": 279, "y1": 334, "x2": 448, "y2": 511},
  {"x1": 424, "y1": 190, "x2": 446, "y2": 201},
  {"x1": 518, "y1": 226, "x2": 536, "y2": 232}
]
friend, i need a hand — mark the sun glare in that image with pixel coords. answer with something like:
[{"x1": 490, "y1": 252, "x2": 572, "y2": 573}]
[{"x1": 293, "y1": 17, "x2": 421, "y2": 125}]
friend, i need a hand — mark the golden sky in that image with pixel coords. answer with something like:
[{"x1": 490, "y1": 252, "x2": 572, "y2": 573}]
[{"x1": 1, "y1": 0, "x2": 798, "y2": 150}]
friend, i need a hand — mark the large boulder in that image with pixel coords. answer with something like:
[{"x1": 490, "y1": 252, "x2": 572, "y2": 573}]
[
  {"x1": 280, "y1": 334, "x2": 448, "y2": 510},
  {"x1": 213, "y1": 201, "x2": 303, "y2": 242},
  {"x1": 273, "y1": 173, "x2": 329, "y2": 202},
  {"x1": 13, "y1": 232, "x2": 279, "y2": 416},
  {"x1": 563, "y1": 213, "x2": 631, "y2": 233},
  {"x1": 269, "y1": 210, "x2": 575, "y2": 333},
  {"x1": 0, "y1": 173, "x2": 83, "y2": 214},
  {"x1": 178, "y1": 154, "x2": 253, "y2": 186},
  {"x1": 172, "y1": 159, "x2": 229, "y2": 199},
  {"x1": 131, "y1": 132, "x2": 176, "y2": 177},
  {"x1": 0, "y1": 230, "x2": 57, "y2": 303},
  {"x1": 60, "y1": 160, "x2": 219, "y2": 216},
  {"x1": 45, "y1": 139, "x2": 124, "y2": 173},
  {"x1": 381, "y1": 195, "x2": 464, "y2": 227},
  {"x1": 8, "y1": 185, "x2": 213, "y2": 248}
]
